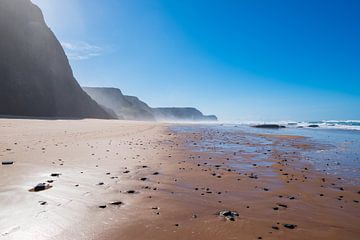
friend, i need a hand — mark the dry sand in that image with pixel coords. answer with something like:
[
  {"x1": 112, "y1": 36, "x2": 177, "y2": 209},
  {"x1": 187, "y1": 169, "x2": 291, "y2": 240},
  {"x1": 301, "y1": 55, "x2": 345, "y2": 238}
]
[{"x1": 0, "y1": 119, "x2": 359, "y2": 240}]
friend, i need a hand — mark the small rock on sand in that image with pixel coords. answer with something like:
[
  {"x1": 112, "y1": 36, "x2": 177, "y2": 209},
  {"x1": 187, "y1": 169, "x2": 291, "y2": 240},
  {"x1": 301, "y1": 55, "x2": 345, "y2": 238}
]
[
  {"x1": 30, "y1": 183, "x2": 52, "y2": 192},
  {"x1": 110, "y1": 201, "x2": 123, "y2": 206},
  {"x1": 218, "y1": 210, "x2": 239, "y2": 221},
  {"x1": 283, "y1": 224, "x2": 297, "y2": 229},
  {"x1": 2, "y1": 161, "x2": 14, "y2": 165}
]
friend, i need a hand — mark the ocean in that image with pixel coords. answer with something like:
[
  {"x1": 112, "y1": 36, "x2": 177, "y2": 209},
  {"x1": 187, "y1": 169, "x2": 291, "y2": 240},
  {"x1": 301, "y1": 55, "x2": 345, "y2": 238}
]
[{"x1": 172, "y1": 122, "x2": 360, "y2": 185}]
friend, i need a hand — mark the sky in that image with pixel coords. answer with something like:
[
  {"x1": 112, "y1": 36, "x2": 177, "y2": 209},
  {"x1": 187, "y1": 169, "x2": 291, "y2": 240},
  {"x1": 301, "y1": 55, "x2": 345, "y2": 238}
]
[{"x1": 31, "y1": 0, "x2": 360, "y2": 122}]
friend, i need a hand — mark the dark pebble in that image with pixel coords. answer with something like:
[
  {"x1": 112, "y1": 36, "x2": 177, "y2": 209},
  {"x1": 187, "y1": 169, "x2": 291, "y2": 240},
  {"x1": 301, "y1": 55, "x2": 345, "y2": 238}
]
[
  {"x1": 283, "y1": 224, "x2": 297, "y2": 229},
  {"x1": 2, "y1": 161, "x2": 14, "y2": 165}
]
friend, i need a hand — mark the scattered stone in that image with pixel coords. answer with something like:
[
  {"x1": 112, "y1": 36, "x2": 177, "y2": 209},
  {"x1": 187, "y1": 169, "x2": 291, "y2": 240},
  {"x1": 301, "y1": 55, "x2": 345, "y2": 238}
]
[
  {"x1": 126, "y1": 190, "x2": 136, "y2": 194},
  {"x1": 140, "y1": 177, "x2": 147, "y2": 181},
  {"x1": 218, "y1": 210, "x2": 239, "y2": 221},
  {"x1": 1, "y1": 161, "x2": 14, "y2": 165},
  {"x1": 30, "y1": 183, "x2": 52, "y2": 192},
  {"x1": 283, "y1": 224, "x2": 297, "y2": 229},
  {"x1": 110, "y1": 201, "x2": 123, "y2": 206},
  {"x1": 50, "y1": 173, "x2": 61, "y2": 177},
  {"x1": 249, "y1": 173, "x2": 258, "y2": 179},
  {"x1": 98, "y1": 205, "x2": 107, "y2": 209},
  {"x1": 153, "y1": 172, "x2": 159, "y2": 175}
]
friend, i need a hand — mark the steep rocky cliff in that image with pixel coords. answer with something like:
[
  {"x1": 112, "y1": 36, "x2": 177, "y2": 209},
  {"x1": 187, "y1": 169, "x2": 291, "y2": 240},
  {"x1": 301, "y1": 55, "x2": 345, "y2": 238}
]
[
  {"x1": 153, "y1": 107, "x2": 218, "y2": 122},
  {"x1": 83, "y1": 87, "x2": 217, "y2": 122},
  {"x1": 83, "y1": 87, "x2": 155, "y2": 120},
  {"x1": 0, "y1": 0, "x2": 111, "y2": 118}
]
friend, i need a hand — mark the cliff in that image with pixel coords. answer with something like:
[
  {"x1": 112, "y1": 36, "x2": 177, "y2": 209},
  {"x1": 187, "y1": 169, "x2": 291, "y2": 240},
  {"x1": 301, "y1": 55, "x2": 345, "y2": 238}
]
[
  {"x1": 83, "y1": 87, "x2": 155, "y2": 121},
  {"x1": 0, "y1": 0, "x2": 111, "y2": 118},
  {"x1": 153, "y1": 107, "x2": 218, "y2": 122},
  {"x1": 83, "y1": 87, "x2": 217, "y2": 122}
]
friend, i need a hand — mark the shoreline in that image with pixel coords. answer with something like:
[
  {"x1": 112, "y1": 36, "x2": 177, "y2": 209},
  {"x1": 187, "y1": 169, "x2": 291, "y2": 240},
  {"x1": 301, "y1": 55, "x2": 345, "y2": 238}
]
[
  {"x1": 105, "y1": 124, "x2": 360, "y2": 240},
  {"x1": 0, "y1": 119, "x2": 359, "y2": 240}
]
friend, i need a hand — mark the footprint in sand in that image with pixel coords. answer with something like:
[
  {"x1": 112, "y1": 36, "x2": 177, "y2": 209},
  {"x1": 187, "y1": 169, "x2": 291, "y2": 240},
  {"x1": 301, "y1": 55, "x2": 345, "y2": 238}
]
[{"x1": 1, "y1": 226, "x2": 20, "y2": 237}]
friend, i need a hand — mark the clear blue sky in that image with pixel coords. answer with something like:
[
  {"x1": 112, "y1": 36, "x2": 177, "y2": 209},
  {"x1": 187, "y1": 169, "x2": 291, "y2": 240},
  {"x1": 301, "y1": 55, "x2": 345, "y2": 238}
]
[{"x1": 32, "y1": 0, "x2": 360, "y2": 121}]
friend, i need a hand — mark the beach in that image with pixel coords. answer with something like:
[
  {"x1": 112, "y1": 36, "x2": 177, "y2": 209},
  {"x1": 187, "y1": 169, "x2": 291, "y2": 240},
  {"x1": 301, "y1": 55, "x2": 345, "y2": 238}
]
[{"x1": 0, "y1": 119, "x2": 359, "y2": 240}]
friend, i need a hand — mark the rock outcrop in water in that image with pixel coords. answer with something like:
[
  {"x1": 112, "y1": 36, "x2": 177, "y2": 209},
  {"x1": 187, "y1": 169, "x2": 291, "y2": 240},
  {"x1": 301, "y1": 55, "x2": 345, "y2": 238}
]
[
  {"x1": 0, "y1": 0, "x2": 111, "y2": 119},
  {"x1": 83, "y1": 87, "x2": 217, "y2": 121},
  {"x1": 252, "y1": 124, "x2": 286, "y2": 129}
]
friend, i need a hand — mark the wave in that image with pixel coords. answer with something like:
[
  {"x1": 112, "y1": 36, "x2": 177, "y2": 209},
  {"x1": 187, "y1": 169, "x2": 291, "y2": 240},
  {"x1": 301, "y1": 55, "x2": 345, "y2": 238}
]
[{"x1": 229, "y1": 120, "x2": 360, "y2": 131}]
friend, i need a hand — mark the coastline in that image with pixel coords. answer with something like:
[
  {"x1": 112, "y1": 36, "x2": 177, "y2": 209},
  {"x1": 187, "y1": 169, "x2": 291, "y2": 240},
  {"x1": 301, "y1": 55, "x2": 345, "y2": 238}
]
[
  {"x1": 105, "y1": 124, "x2": 360, "y2": 240},
  {"x1": 0, "y1": 119, "x2": 359, "y2": 240}
]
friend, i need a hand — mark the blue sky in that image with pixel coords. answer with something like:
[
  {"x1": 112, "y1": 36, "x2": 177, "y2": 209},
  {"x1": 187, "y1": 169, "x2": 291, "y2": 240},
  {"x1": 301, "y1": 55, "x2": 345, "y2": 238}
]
[{"x1": 32, "y1": 0, "x2": 360, "y2": 121}]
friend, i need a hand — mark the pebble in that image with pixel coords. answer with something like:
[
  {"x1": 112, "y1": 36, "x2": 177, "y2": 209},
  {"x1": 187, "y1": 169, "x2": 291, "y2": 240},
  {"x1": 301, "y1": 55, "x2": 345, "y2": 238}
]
[
  {"x1": 1, "y1": 161, "x2": 14, "y2": 165},
  {"x1": 110, "y1": 201, "x2": 123, "y2": 206},
  {"x1": 31, "y1": 183, "x2": 51, "y2": 192},
  {"x1": 283, "y1": 224, "x2": 297, "y2": 229},
  {"x1": 218, "y1": 210, "x2": 239, "y2": 221}
]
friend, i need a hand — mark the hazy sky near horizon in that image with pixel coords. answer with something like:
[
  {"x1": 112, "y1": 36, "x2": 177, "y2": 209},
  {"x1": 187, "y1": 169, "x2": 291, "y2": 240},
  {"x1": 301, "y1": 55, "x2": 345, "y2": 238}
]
[{"x1": 32, "y1": 0, "x2": 360, "y2": 121}]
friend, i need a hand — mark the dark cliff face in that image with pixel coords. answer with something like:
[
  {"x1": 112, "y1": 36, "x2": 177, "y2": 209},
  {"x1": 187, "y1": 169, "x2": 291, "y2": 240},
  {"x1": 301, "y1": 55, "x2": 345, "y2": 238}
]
[
  {"x1": 153, "y1": 107, "x2": 218, "y2": 122},
  {"x1": 0, "y1": 0, "x2": 111, "y2": 118},
  {"x1": 83, "y1": 87, "x2": 155, "y2": 121},
  {"x1": 83, "y1": 87, "x2": 218, "y2": 122}
]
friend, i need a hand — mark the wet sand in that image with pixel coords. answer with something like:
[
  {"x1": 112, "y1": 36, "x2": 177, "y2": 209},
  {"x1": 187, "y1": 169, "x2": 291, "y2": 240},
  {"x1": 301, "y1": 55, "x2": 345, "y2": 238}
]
[{"x1": 0, "y1": 120, "x2": 359, "y2": 240}]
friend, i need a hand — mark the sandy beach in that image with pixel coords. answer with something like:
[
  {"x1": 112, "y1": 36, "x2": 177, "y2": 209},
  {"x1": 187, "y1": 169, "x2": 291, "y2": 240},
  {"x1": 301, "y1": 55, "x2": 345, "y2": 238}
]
[{"x1": 0, "y1": 119, "x2": 359, "y2": 240}]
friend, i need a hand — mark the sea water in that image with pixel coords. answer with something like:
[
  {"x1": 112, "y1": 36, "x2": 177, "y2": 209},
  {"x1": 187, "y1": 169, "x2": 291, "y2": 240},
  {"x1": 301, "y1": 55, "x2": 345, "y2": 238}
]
[{"x1": 172, "y1": 123, "x2": 360, "y2": 185}]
